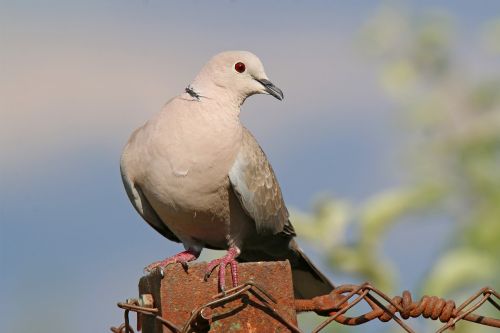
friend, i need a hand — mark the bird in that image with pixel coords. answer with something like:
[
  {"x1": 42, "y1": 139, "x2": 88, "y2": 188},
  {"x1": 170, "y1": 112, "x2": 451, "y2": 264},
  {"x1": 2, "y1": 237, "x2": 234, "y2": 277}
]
[{"x1": 120, "y1": 51, "x2": 334, "y2": 299}]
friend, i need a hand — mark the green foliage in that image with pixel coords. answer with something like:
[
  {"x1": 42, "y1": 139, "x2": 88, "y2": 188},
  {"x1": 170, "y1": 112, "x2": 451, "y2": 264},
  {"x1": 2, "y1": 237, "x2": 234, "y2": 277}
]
[
  {"x1": 293, "y1": 5, "x2": 499, "y2": 332},
  {"x1": 422, "y1": 248, "x2": 496, "y2": 297},
  {"x1": 293, "y1": 185, "x2": 441, "y2": 293}
]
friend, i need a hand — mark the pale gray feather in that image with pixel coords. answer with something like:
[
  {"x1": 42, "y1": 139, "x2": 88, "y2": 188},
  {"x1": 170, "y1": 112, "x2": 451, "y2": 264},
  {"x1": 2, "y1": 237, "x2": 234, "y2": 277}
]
[
  {"x1": 120, "y1": 163, "x2": 180, "y2": 243},
  {"x1": 229, "y1": 127, "x2": 294, "y2": 236}
]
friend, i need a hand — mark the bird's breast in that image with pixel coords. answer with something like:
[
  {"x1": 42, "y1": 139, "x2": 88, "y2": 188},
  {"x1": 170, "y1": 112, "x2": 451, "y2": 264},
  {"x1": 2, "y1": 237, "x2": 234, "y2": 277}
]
[{"x1": 139, "y1": 101, "x2": 243, "y2": 215}]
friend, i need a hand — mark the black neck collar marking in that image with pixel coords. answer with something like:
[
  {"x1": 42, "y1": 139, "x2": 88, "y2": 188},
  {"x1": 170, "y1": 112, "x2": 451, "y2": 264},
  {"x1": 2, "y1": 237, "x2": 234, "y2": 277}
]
[{"x1": 185, "y1": 85, "x2": 201, "y2": 101}]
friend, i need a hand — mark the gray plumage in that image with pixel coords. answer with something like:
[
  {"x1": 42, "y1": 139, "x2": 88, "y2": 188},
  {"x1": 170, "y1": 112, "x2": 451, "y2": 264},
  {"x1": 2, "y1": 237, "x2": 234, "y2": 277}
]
[{"x1": 120, "y1": 51, "x2": 334, "y2": 298}]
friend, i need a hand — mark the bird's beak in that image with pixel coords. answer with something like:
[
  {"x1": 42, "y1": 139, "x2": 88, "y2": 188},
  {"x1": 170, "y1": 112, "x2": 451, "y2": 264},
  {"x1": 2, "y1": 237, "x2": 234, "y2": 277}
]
[{"x1": 255, "y1": 78, "x2": 284, "y2": 100}]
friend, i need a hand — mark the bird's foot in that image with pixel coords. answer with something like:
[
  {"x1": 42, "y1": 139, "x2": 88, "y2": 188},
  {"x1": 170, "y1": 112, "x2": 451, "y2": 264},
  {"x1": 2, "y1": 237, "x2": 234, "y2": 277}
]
[
  {"x1": 204, "y1": 247, "x2": 240, "y2": 293},
  {"x1": 144, "y1": 248, "x2": 200, "y2": 273}
]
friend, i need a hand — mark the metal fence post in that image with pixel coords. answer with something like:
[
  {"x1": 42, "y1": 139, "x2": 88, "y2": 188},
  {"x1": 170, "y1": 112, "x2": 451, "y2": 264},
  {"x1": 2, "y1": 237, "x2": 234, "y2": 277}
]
[{"x1": 138, "y1": 261, "x2": 298, "y2": 333}]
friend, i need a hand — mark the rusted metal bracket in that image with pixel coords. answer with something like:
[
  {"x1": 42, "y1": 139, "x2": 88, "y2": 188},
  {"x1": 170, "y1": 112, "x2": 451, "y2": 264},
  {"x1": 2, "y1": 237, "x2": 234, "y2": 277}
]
[{"x1": 135, "y1": 261, "x2": 296, "y2": 332}]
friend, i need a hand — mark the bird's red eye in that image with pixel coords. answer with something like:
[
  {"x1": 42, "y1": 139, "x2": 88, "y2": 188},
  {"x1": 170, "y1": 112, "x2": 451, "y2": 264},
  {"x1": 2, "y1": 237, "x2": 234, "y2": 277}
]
[{"x1": 234, "y1": 62, "x2": 246, "y2": 73}]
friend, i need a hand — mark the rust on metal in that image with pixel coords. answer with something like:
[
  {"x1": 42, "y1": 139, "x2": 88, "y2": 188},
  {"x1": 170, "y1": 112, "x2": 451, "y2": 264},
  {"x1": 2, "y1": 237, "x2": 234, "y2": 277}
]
[
  {"x1": 112, "y1": 261, "x2": 500, "y2": 333},
  {"x1": 138, "y1": 261, "x2": 297, "y2": 332},
  {"x1": 301, "y1": 283, "x2": 500, "y2": 333}
]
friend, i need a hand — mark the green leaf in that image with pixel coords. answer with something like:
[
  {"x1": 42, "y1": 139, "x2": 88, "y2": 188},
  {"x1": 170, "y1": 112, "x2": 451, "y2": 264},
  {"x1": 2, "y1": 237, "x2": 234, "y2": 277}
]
[{"x1": 421, "y1": 249, "x2": 496, "y2": 296}]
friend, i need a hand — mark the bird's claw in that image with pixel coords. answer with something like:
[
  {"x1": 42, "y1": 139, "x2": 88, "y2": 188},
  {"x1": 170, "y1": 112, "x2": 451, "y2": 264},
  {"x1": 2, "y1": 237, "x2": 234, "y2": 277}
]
[
  {"x1": 143, "y1": 249, "x2": 199, "y2": 275},
  {"x1": 180, "y1": 261, "x2": 189, "y2": 271},
  {"x1": 144, "y1": 260, "x2": 168, "y2": 274},
  {"x1": 204, "y1": 247, "x2": 240, "y2": 292},
  {"x1": 203, "y1": 270, "x2": 212, "y2": 282}
]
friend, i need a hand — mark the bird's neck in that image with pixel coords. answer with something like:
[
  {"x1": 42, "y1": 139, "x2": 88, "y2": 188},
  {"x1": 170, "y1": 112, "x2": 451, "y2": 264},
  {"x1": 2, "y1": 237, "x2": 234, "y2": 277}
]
[{"x1": 187, "y1": 79, "x2": 246, "y2": 111}]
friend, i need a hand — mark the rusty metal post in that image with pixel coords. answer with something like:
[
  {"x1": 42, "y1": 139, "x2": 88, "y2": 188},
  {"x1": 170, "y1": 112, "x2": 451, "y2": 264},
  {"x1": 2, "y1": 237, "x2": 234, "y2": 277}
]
[{"x1": 139, "y1": 261, "x2": 298, "y2": 333}]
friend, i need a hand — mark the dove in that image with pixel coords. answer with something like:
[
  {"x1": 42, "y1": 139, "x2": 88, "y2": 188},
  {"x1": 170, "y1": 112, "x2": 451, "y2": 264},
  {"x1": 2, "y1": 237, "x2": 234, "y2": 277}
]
[{"x1": 120, "y1": 51, "x2": 334, "y2": 298}]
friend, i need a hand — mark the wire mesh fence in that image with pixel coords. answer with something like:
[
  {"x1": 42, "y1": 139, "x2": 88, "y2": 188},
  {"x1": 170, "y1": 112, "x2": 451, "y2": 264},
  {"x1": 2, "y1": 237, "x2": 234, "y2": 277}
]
[{"x1": 111, "y1": 278, "x2": 499, "y2": 333}]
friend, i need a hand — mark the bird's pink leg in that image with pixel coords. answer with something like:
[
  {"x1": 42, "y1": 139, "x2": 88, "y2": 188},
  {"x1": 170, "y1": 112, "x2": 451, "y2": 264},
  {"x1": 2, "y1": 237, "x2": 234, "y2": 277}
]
[
  {"x1": 145, "y1": 248, "x2": 200, "y2": 273},
  {"x1": 204, "y1": 247, "x2": 240, "y2": 292}
]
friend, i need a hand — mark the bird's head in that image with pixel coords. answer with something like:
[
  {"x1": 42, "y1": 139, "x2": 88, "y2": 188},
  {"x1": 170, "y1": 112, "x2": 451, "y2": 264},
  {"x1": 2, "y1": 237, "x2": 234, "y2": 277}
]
[{"x1": 190, "y1": 51, "x2": 283, "y2": 104}]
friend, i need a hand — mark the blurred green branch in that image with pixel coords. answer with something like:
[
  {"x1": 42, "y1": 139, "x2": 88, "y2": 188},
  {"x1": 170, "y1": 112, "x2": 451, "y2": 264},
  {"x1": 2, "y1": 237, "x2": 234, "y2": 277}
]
[
  {"x1": 292, "y1": 5, "x2": 499, "y2": 332},
  {"x1": 292, "y1": 184, "x2": 442, "y2": 293}
]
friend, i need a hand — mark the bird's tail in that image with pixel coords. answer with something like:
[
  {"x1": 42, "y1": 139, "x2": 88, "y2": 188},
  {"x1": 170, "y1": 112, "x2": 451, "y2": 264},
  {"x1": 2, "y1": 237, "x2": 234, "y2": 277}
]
[
  {"x1": 287, "y1": 240, "x2": 334, "y2": 299},
  {"x1": 238, "y1": 239, "x2": 334, "y2": 299}
]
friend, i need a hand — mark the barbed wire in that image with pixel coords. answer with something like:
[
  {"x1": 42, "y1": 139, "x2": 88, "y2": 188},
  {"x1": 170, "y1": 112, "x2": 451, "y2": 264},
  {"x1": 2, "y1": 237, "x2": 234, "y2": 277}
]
[{"x1": 111, "y1": 280, "x2": 499, "y2": 332}]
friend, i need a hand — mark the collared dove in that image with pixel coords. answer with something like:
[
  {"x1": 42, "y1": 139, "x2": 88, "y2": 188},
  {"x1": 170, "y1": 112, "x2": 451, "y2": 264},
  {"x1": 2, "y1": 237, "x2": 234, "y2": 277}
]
[{"x1": 121, "y1": 51, "x2": 334, "y2": 298}]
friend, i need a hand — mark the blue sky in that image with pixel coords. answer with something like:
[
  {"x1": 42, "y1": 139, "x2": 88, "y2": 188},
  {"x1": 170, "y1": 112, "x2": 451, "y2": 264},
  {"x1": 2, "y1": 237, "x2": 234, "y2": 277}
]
[{"x1": 1, "y1": 1, "x2": 499, "y2": 332}]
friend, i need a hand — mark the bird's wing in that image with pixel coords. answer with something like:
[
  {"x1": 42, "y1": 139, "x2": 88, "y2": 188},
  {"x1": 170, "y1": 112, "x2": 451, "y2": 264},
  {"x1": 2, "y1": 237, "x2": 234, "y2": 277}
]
[
  {"x1": 229, "y1": 127, "x2": 295, "y2": 236},
  {"x1": 120, "y1": 163, "x2": 181, "y2": 243}
]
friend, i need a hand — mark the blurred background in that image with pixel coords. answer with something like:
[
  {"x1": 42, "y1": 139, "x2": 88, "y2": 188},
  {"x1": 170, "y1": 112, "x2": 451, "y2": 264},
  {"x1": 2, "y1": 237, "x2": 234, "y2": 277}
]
[{"x1": 1, "y1": 1, "x2": 499, "y2": 332}]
